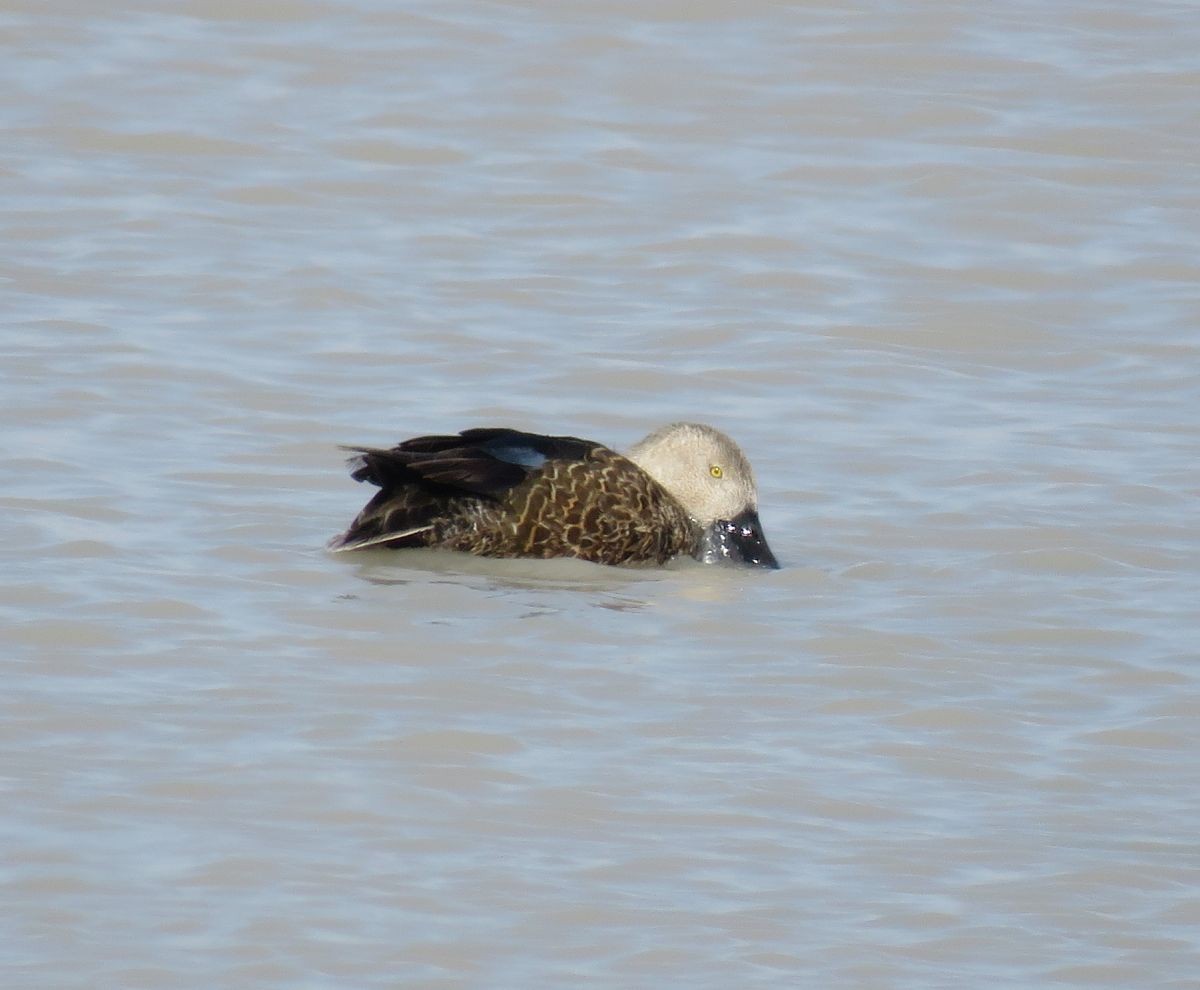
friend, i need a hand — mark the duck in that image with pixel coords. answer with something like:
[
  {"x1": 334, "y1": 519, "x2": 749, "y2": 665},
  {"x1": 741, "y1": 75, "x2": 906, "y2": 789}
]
[{"x1": 328, "y1": 422, "x2": 778, "y2": 568}]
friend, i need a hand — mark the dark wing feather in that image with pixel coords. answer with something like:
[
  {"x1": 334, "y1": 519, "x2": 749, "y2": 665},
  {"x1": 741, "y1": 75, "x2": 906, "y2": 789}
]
[
  {"x1": 401, "y1": 455, "x2": 526, "y2": 495},
  {"x1": 330, "y1": 428, "x2": 601, "y2": 551},
  {"x1": 456, "y1": 429, "x2": 597, "y2": 473},
  {"x1": 349, "y1": 429, "x2": 595, "y2": 496}
]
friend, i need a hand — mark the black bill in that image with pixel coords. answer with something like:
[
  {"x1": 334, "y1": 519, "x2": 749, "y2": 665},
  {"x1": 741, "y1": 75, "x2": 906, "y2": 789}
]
[{"x1": 700, "y1": 508, "x2": 779, "y2": 569}]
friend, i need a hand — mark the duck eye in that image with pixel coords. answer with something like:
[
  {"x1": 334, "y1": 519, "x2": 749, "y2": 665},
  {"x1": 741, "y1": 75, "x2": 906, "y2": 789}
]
[{"x1": 709, "y1": 464, "x2": 723, "y2": 479}]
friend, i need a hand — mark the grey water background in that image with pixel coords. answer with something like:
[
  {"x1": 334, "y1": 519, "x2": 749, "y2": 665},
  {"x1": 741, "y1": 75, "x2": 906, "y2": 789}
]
[{"x1": 3, "y1": 2, "x2": 1199, "y2": 987}]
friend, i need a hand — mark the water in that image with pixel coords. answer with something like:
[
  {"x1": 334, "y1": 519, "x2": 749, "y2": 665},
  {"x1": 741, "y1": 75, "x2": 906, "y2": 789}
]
[{"x1": 3, "y1": 2, "x2": 1199, "y2": 987}]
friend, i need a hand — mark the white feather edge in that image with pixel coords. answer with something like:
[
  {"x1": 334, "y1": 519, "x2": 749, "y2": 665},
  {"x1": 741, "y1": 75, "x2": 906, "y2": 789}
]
[{"x1": 326, "y1": 525, "x2": 433, "y2": 553}]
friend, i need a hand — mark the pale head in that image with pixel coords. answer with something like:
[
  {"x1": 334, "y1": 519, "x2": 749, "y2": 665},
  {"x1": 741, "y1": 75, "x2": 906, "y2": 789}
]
[
  {"x1": 627, "y1": 422, "x2": 778, "y2": 568},
  {"x1": 628, "y1": 422, "x2": 758, "y2": 524}
]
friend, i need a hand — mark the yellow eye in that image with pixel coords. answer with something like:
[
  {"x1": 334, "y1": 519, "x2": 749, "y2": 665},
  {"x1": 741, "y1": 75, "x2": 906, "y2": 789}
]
[{"x1": 709, "y1": 464, "x2": 723, "y2": 479}]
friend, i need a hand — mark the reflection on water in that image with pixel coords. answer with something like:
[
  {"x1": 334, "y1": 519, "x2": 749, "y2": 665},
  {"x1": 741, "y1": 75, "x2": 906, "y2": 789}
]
[
  {"x1": 3, "y1": 1, "x2": 1199, "y2": 987},
  {"x1": 344, "y1": 550, "x2": 663, "y2": 608}
]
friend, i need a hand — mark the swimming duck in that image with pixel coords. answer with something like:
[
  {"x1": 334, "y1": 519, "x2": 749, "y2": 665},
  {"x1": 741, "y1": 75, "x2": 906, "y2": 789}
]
[{"x1": 329, "y1": 422, "x2": 778, "y2": 568}]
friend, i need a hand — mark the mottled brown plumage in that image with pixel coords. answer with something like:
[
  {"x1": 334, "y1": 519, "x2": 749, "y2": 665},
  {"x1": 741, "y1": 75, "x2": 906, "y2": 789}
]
[{"x1": 329, "y1": 424, "x2": 777, "y2": 568}]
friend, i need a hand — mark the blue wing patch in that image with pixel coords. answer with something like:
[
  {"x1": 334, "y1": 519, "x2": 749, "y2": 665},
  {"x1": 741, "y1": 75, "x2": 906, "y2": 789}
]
[{"x1": 482, "y1": 441, "x2": 548, "y2": 469}]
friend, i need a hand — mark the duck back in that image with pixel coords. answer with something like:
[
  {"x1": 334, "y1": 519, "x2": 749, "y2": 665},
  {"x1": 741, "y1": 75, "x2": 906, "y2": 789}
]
[{"x1": 330, "y1": 428, "x2": 697, "y2": 565}]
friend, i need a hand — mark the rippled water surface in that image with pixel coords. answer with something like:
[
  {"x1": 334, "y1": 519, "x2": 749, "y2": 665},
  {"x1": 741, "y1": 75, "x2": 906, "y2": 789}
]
[{"x1": 3, "y1": 2, "x2": 1199, "y2": 987}]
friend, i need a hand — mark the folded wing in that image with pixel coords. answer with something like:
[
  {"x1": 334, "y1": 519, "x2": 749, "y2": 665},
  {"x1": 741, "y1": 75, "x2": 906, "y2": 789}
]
[{"x1": 328, "y1": 428, "x2": 595, "y2": 551}]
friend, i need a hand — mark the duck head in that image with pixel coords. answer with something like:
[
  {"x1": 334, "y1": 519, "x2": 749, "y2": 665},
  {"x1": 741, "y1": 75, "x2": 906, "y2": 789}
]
[{"x1": 628, "y1": 422, "x2": 779, "y2": 569}]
